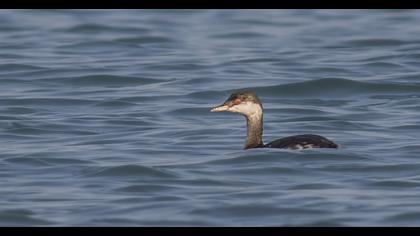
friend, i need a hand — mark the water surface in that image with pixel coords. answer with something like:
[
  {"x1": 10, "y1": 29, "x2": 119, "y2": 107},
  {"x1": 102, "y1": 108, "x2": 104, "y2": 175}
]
[{"x1": 1, "y1": 10, "x2": 420, "y2": 226}]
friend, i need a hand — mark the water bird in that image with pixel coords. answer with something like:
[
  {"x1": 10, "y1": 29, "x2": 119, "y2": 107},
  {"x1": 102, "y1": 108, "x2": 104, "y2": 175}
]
[{"x1": 211, "y1": 90, "x2": 339, "y2": 150}]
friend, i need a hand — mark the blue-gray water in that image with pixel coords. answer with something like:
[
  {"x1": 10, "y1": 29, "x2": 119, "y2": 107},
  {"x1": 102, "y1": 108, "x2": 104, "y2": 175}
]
[{"x1": 1, "y1": 9, "x2": 420, "y2": 226}]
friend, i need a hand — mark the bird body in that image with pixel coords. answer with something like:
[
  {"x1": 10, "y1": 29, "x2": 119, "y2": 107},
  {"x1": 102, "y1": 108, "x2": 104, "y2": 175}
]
[{"x1": 264, "y1": 134, "x2": 338, "y2": 149}]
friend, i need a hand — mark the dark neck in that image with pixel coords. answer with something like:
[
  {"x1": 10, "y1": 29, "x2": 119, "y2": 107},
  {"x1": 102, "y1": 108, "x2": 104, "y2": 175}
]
[{"x1": 244, "y1": 108, "x2": 264, "y2": 149}]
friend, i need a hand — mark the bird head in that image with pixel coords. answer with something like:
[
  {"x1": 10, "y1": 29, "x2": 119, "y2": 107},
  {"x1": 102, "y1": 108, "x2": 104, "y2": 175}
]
[{"x1": 211, "y1": 90, "x2": 263, "y2": 117}]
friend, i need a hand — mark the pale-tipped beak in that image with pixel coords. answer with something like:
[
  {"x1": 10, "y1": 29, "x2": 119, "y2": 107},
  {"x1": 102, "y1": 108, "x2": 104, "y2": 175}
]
[{"x1": 210, "y1": 104, "x2": 229, "y2": 112}]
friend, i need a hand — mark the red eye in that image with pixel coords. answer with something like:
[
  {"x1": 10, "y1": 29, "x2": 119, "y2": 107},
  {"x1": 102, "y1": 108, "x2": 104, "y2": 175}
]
[{"x1": 233, "y1": 98, "x2": 242, "y2": 105}]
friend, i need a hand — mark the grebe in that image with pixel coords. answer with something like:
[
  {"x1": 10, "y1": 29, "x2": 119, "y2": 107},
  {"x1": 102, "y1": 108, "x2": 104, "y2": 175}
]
[{"x1": 211, "y1": 90, "x2": 339, "y2": 150}]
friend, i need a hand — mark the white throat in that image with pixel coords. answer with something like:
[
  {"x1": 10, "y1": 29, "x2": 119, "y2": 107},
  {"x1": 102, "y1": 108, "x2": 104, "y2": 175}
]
[
  {"x1": 229, "y1": 101, "x2": 264, "y2": 149},
  {"x1": 229, "y1": 101, "x2": 262, "y2": 118}
]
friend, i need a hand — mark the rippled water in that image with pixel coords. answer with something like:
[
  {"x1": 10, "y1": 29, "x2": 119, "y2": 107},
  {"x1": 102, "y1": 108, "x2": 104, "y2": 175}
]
[{"x1": 2, "y1": 9, "x2": 420, "y2": 226}]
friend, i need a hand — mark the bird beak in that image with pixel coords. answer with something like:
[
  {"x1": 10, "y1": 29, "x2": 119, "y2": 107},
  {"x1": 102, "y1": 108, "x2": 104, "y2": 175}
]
[{"x1": 210, "y1": 104, "x2": 229, "y2": 112}]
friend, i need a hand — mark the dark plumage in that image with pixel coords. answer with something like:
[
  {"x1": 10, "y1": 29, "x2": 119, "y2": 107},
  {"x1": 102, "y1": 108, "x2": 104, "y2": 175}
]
[
  {"x1": 211, "y1": 91, "x2": 339, "y2": 150},
  {"x1": 264, "y1": 134, "x2": 338, "y2": 149}
]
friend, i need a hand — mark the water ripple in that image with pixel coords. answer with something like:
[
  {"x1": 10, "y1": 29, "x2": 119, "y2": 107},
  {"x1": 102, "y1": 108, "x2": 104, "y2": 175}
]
[
  {"x1": 84, "y1": 165, "x2": 177, "y2": 178},
  {"x1": 2, "y1": 9, "x2": 420, "y2": 226}
]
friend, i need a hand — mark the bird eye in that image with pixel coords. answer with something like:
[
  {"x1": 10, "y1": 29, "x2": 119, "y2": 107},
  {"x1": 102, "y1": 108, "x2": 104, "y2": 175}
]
[{"x1": 233, "y1": 98, "x2": 242, "y2": 105}]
